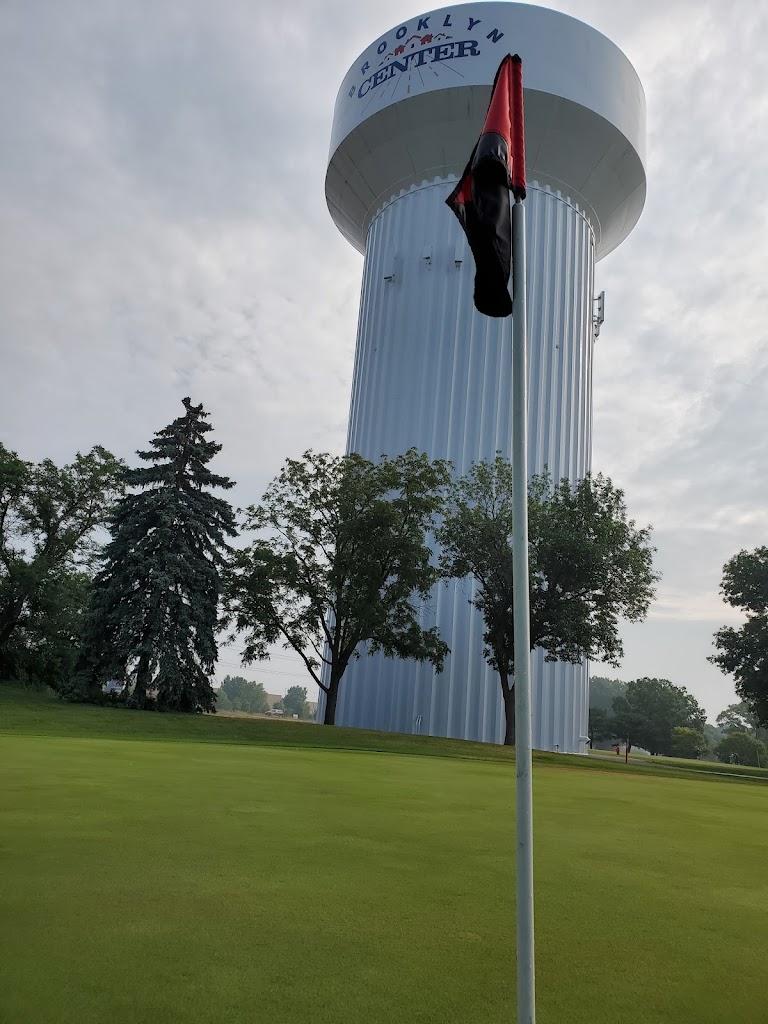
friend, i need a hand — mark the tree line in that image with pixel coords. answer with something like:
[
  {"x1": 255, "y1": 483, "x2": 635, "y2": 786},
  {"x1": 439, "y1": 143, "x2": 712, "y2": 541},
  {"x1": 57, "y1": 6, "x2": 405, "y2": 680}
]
[
  {"x1": 588, "y1": 677, "x2": 707, "y2": 757},
  {"x1": 3, "y1": 397, "x2": 767, "y2": 746},
  {"x1": 589, "y1": 678, "x2": 768, "y2": 766},
  {"x1": 214, "y1": 676, "x2": 312, "y2": 718}
]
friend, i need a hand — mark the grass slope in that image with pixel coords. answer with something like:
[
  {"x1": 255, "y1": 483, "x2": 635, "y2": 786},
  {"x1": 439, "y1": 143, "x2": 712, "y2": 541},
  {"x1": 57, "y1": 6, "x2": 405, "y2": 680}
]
[
  {"x1": 1, "y1": 686, "x2": 766, "y2": 1023},
  {"x1": 5, "y1": 686, "x2": 768, "y2": 783}
]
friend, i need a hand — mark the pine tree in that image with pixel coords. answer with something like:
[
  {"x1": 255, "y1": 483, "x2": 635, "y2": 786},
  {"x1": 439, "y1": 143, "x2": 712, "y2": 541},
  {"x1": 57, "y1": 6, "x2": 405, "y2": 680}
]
[{"x1": 79, "y1": 398, "x2": 236, "y2": 712}]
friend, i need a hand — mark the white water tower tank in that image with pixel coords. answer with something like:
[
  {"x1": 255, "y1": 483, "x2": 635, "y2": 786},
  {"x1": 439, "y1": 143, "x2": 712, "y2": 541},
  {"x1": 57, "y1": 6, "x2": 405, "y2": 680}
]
[{"x1": 320, "y1": 2, "x2": 646, "y2": 751}]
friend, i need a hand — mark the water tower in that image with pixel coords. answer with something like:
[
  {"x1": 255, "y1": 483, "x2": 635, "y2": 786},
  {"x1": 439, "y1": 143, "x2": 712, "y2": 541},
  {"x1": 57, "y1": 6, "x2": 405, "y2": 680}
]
[{"x1": 321, "y1": 2, "x2": 646, "y2": 751}]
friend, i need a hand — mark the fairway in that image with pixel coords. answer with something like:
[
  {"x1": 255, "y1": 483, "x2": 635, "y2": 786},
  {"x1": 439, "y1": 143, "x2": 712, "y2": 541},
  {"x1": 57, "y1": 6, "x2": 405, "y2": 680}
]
[{"x1": 1, "y1": 692, "x2": 766, "y2": 1023}]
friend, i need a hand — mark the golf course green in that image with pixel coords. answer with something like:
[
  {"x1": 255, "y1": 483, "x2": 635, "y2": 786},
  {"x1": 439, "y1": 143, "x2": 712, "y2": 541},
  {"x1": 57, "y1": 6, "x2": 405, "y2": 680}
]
[{"x1": 1, "y1": 686, "x2": 765, "y2": 1023}]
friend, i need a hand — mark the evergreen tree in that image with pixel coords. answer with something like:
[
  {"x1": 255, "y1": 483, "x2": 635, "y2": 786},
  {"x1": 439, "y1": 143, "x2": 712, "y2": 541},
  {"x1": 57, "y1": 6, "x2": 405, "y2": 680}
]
[{"x1": 78, "y1": 398, "x2": 236, "y2": 712}]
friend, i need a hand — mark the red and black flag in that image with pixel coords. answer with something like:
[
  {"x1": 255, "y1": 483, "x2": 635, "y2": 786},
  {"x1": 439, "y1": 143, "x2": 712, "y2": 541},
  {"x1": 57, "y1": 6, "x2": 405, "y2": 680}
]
[{"x1": 446, "y1": 54, "x2": 526, "y2": 318}]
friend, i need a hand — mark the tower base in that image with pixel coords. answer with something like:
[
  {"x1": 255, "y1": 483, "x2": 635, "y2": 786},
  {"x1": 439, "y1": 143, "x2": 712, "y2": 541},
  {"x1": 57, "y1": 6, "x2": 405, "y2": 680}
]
[{"x1": 318, "y1": 177, "x2": 595, "y2": 753}]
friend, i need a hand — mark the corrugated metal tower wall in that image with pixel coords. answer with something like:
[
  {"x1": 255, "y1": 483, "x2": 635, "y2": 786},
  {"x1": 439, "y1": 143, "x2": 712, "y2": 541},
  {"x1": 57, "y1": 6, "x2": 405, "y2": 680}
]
[{"x1": 319, "y1": 176, "x2": 595, "y2": 752}]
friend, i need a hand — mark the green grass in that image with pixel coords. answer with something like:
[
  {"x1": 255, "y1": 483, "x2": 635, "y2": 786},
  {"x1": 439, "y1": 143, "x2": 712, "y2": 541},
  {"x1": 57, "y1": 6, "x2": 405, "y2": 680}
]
[
  {"x1": 1, "y1": 686, "x2": 767, "y2": 1023},
  {"x1": 590, "y1": 744, "x2": 768, "y2": 781},
  {"x1": 5, "y1": 686, "x2": 767, "y2": 783}
]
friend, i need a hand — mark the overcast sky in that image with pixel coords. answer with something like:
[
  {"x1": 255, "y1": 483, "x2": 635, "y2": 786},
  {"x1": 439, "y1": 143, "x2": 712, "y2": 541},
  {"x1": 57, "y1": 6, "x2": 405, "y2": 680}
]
[{"x1": 2, "y1": 0, "x2": 766, "y2": 720}]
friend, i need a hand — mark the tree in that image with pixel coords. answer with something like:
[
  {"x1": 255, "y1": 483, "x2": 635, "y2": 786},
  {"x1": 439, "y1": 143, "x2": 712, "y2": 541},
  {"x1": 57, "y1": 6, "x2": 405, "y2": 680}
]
[
  {"x1": 282, "y1": 684, "x2": 310, "y2": 718},
  {"x1": 215, "y1": 687, "x2": 233, "y2": 711},
  {"x1": 716, "y1": 701, "x2": 758, "y2": 735},
  {"x1": 225, "y1": 449, "x2": 450, "y2": 726},
  {"x1": 0, "y1": 442, "x2": 123, "y2": 684},
  {"x1": 611, "y1": 678, "x2": 706, "y2": 755},
  {"x1": 9, "y1": 568, "x2": 92, "y2": 690},
  {"x1": 703, "y1": 722, "x2": 725, "y2": 759},
  {"x1": 668, "y1": 727, "x2": 708, "y2": 760},
  {"x1": 716, "y1": 702, "x2": 768, "y2": 745},
  {"x1": 588, "y1": 707, "x2": 613, "y2": 748},
  {"x1": 218, "y1": 675, "x2": 269, "y2": 713},
  {"x1": 710, "y1": 547, "x2": 768, "y2": 727},
  {"x1": 714, "y1": 731, "x2": 768, "y2": 768},
  {"x1": 438, "y1": 459, "x2": 657, "y2": 744},
  {"x1": 78, "y1": 398, "x2": 236, "y2": 712},
  {"x1": 589, "y1": 675, "x2": 627, "y2": 713},
  {"x1": 608, "y1": 702, "x2": 647, "y2": 755}
]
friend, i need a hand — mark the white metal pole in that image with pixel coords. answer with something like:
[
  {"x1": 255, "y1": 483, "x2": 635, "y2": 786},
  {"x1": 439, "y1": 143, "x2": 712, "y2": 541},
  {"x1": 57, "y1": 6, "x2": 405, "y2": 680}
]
[{"x1": 511, "y1": 195, "x2": 536, "y2": 1024}]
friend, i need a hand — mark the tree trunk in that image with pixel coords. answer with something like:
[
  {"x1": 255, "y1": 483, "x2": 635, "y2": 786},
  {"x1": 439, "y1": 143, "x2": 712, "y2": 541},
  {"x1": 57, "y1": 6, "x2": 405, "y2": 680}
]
[
  {"x1": 323, "y1": 677, "x2": 339, "y2": 726},
  {"x1": 130, "y1": 652, "x2": 151, "y2": 709},
  {"x1": 0, "y1": 593, "x2": 26, "y2": 650},
  {"x1": 500, "y1": 675, "x2": 516, "y2": 746},
  {"x1": 0, "y1": 616, "x2": 17, "y2": 650}
]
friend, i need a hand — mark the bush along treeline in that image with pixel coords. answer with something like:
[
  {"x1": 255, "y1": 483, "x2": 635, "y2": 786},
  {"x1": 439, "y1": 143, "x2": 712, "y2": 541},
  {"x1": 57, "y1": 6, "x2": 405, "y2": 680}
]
[{"x1": 6, "y1": 395, "x2": 766, "y2": 746}]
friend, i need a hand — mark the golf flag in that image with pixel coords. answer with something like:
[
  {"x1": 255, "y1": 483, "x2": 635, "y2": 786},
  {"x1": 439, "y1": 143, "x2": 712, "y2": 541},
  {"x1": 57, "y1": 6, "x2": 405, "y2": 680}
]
[{"x1": 446, "y1": 54, "x2": 526, "y2": 318}]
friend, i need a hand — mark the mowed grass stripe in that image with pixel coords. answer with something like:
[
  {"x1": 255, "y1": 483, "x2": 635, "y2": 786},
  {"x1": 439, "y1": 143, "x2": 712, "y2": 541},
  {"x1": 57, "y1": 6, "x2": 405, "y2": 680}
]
[
  {"x1": 1, "y1": 708, "x2": 767, "y2": 1024},
  {"x1": 4, "y1": 686, "x2": 767, "y2": 784}
]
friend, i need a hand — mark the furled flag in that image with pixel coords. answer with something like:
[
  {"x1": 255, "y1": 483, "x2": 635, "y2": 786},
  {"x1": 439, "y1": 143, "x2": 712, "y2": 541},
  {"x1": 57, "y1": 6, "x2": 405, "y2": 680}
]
[{"x1": 446, "y1": 54, "x2": 526, "y2": 318}]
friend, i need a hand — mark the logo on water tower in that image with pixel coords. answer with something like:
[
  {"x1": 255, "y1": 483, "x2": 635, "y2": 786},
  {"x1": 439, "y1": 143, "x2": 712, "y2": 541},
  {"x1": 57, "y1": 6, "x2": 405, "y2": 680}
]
[{"x1": 351, "y1": 9, "x2": 506, "y2": 100}]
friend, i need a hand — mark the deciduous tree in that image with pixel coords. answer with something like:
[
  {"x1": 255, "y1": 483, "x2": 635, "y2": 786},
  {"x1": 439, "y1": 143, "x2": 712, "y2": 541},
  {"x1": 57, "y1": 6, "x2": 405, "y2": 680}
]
[
  {"x1": 714, "y1": 701, "x2": 768, "y2": 742},
  {"x1": 714, "y1": 731, "x2": 768, "y2": 768},
  {"x1": 282, "y1": 684, "x2": 310, "y2": 718},
  {"x1": 711, "y1": 548, "x2": 768, "y2": 727},
  {"x1": 218, "y1": 675, "x2": 269, "y2": 713},
  {"x1": 587, "y1": 707, "x2": 613, "y2": 748},
  {"x1": 438, "y1": 459, "x2": 657, "y2": 744},
  {"x1": 716, "y1": 702, "x2": 753, "y2": 734},
  {"x1": 225, "y1": 449, "x2": 450, "y2": 726},
  {"x1": 611, "y1": 678, "x2": 706, "y2": 755},
  {"x1": 589, "y1": 676, "x2": 627, "y2": 713},
  {"x1": 215, "y1": 687, "x2": 233, "y2": 711},
  {"x1": 668, "y1": 726, "x2": 708, "y2": 760},
  {"x1": 0, "y1": 442, "x2": 123, "y2": 684}
]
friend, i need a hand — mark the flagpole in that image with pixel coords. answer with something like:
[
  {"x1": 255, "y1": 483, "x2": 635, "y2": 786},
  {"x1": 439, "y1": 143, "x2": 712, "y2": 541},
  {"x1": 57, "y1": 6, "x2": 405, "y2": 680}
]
[{"x1": 511, "y1": 194, "x2": 536, "y2": 1024}]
